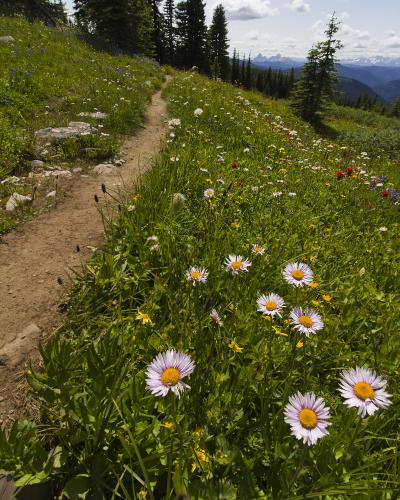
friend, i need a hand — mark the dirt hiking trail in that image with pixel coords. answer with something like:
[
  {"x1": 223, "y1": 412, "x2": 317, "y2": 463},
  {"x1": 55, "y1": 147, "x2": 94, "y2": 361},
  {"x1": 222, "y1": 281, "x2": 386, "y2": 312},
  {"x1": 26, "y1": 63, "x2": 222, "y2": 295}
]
[{"x1": 0, "y1": 83, "x2": 169, "y2": 426}]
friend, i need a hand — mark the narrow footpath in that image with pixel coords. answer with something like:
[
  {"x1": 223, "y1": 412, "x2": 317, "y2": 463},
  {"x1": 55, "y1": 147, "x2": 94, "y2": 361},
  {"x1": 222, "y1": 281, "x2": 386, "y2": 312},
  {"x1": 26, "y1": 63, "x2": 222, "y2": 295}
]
[{"x1": 0, "y1": 83, "x2": 169, "y2": 426}]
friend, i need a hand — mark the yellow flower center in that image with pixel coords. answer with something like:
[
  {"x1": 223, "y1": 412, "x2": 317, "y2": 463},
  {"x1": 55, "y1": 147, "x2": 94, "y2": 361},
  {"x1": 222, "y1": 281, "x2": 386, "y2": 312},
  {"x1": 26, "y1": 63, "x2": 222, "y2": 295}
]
[
  {"x1": 292, "y1": 269, "x2": 304, "y2": 280},
  {"x1": 232, "y1": 261, "x2": 243, "y2": 270},
  {"x1": 191, "y1": 271, "x2": 202, "y2": 281},
  {"x1": 299, "y1": 315, "x2": 313, "y2": 328},
  {"x1": 255, "y1": 247, "x2": 262, "y2": 253},
  {"x1": 354, "y1": 382, "x2": 375, "y2": 401},
  {"x1": 265, "y1": 301, "x2": 277, "y2": 311},
  {"x1": 161, "y1": 367, "x2": 180, "y2": 386},
  {"x1": 299, "y1": 408, "x2": 318, "y2": 429}
]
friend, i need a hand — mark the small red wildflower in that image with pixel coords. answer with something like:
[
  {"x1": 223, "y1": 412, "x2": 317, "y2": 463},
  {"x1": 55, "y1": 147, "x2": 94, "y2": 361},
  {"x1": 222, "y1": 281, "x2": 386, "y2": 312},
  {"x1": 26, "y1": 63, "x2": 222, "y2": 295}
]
[
  {"x1": 346, "y1": 167, "x2": 353, "y2": 176},
  {"x1": 336, "y1": 171, "x2": 345, "y2": 180},
  {"x1": 231, "y1": 160, "x2": 238, "y2": 169},
  {"x1": 382, "y1": 190, "x2": 390, "y2": 197}
]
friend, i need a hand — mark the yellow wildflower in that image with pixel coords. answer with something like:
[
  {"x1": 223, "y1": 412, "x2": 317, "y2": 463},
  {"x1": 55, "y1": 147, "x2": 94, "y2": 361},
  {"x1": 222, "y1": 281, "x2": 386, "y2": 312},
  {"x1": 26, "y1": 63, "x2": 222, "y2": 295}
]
[
  {"x1": 191, "y1": 449, "x2": 209, "y2": 472},
  {"x1": 311, "y1": 300, "x2": 319, "y2": 307},
  {"x1": 272, "y1": 326, "x2": 288, "y2": 337},
  {"x1": 296, "y1": 340, "x2": 304, "y2": 349},
  {"x1": 193, "y1": 428, "x2": 205, "y2": 441},
  {"x1": 162, "y1": 421, "x2": 174, "y2": 430},
  {"x1": 323, "y1": 294, "x2": 332, "y2": 302},
  {"x1": 136, "y1": 312, "x2": 152, "y2": 324},
  {"x1": 228, "y1": 341, "x2": 243, "y2": 353},
  {"x1": 231, "y1": 222, "x2": 241, "y2": 230},
  {"x1": 227, "y1": 303, "x2": 236, "y2": 312},
  {"x1": 137, "y1": 490, "x2": 147, "y2": 500},
  {"x1": 309, "y1": 281, "x2": 318, "y2": 289}
]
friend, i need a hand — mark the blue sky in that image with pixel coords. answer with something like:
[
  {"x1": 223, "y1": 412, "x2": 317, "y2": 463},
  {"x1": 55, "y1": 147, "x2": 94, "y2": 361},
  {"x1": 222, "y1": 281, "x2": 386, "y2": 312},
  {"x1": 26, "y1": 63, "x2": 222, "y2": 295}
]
[{"x1": 63, "y1": 0, "x2": 400, "y2": 59}]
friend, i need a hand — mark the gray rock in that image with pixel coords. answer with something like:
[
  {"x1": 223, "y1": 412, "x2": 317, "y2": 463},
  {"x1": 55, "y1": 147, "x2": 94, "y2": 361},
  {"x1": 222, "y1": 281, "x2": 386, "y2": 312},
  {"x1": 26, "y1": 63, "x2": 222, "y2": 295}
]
[
  {"x1": 30, "y1": 160, "x2": 44, "y2": 168},
  {"x1": 46, "y1": 170, "x2": 72, "y2": 178},
  {"x1": 5, "y1": 193, "x2": 32, "y2": 212},
  {"x1": 93, "y1": 163, "x2": 118, "y2": 175},
  {"x1": 35, "y1": 122, "x2": 91, "y2": 142},
  {"x1": 72, "y1": 167, "x2": 83, "y2": 173},
  {"x1": 0, "y1": 323, "x2": 41, "y2": 368},
  {"x1": 114, "y1": 159, "x2": 125, "y2": 166},
  {"x1": 78, "y1": 112, "x2": 108, "y2": 119},
  {"x1": 0, "y1": 36, "x2": 15, "y2": 44}
]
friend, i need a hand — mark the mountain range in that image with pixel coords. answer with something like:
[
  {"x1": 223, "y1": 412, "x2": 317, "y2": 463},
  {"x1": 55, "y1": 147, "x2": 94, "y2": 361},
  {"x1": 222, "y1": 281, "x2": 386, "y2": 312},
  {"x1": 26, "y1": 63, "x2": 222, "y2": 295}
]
[{"x1": 252, "y1": 54, "x2": 400, "y2": 104}]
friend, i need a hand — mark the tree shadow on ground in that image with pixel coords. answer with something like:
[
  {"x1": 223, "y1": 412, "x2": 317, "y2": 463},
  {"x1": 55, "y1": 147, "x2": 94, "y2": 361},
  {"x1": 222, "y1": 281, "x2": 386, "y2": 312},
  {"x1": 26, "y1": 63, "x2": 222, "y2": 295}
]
[{"x1": 311, "y1": 121, "x2": 339, "y2": 140}]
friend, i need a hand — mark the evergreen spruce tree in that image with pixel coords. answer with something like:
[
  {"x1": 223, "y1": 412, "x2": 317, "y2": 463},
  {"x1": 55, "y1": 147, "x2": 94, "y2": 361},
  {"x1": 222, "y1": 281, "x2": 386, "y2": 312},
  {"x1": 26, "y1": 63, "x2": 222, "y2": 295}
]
[
  {"x1": 240, "y1": 56, "x2": 245, "y2": 86},
  {"x1": 1, "y1": 0, "x2": 67, "y2": 24},
  {"x1": 175, "y1": 0, "x2": 208, "y2": 72},
  {"x1": 147, "y1": 0, "x2": 164, "y2": 63},
  {"x1": 291, "y1": 15, "x2": 342, "y2": 122},
  {"x1": 230, "y1": 49, "x2": 240, "y2": 85},
  {"x1": 163, "y1": 0, "x2": 175, "y2": 64},
  {"x1": 255, "y1": 72, "x2": 264, "y2": 92},
  {"x1": 74, "y1": 0, "x2": 154, "y2": 56},
  {"x1": 245, "y1": 55, "x2": 252, "y2": 89},
  {"x1": 208, "y1": 4, "x2": 229, "y2": 81}
]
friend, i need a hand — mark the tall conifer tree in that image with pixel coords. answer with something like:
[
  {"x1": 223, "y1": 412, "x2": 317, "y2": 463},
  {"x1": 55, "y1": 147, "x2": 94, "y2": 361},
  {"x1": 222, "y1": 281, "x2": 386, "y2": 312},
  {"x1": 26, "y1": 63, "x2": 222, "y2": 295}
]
[
  {"x1": 163, "y1": 0, "x2": 175, "y2": 64},
  {"x1": 208, "y1": 4, "x2": 229, "y2": 81},
  {"x1": 291, "y1": 15, "x2": 342, "y2": 122},
  {"x1": 175, "y1": 0, "x2": 208, "y2": 72}
]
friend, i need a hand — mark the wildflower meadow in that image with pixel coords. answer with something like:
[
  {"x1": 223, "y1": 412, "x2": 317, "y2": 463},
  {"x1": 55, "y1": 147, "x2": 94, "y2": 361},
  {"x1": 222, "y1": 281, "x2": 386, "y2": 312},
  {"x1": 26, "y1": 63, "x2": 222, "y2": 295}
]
[{"x1": 2, "y1": 68, "x2": 400, "y2": 498}]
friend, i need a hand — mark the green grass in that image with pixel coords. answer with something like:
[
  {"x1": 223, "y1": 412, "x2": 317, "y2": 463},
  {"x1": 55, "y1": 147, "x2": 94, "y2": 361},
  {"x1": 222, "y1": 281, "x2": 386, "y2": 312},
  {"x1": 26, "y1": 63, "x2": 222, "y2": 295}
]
[
  {"x1": 0, "y1": 15, "x2": 164, "y2": 233},
  {"x1": 2, "y1": 71, "x2": 400, "y2": 498},
  {"x1": 326, "y1": 104, "x2": 400, "y2": 174}
]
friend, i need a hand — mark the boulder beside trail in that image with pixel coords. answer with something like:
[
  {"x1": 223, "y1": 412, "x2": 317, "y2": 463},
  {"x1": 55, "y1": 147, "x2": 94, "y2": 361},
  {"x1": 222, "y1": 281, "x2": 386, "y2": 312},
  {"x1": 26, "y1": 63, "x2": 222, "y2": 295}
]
[
  {"x1": 78, "y1": 112, "x2": 108, "y2": 119},
  {"x1": 35, "y1": 122, "x2": 92, "y2": 142},
  {"x1": 93, "y1": 163, "x2": 118, "y2": 175},
  {"x1": 30, "y1": 160, "x2": 44, "y2": 169},
  {"x1": 5, "y1": 193, "x2": 32, "y2": 212}
]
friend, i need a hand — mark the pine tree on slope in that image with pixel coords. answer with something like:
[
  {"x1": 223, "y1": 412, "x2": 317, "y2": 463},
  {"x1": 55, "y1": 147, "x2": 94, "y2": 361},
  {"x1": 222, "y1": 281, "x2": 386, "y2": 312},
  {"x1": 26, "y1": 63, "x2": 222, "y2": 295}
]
[{"x1": 208, "y1": 4, "x2": 229, "y2": 81}]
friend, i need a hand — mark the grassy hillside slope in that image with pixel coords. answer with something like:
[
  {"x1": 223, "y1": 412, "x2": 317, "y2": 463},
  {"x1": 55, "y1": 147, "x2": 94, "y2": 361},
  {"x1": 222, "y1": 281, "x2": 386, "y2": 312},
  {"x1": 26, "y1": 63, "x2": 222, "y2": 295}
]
[
  {"x1": 0, "y1": 16, "x2": 163, "y2": 232},
  {"x1": 2, "y1": 71, "x2": 399, "y2": 498}
]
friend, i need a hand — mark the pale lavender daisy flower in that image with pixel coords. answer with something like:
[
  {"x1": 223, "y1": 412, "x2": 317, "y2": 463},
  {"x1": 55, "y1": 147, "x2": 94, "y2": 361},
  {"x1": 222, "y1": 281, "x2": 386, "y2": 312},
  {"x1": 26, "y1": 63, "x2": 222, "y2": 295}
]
[
  {"x1": 225, "y1": 255, "x2": 251, "y2": 274},
  {"x1": 290, "y1": 307, "x2": 323, "y2": 336},
  {"x1": 186, "y1": 266, "x2": 208, "y2": 285},
  {"x1": 257, "y1": 293, "x2": 285, "y2": 317},
  {"x1": 146, "y1": 349, "x2": 195, "y2": 398},
  {"x1": 210, "y1": 308, "x2": 223, "y2": 326},
  {"x1": 339, "y1": 367, "x2": 392, "y2": 418},
  {"x1": 284, "y1": 392, "x2": 331, "y2": 446},
  {"x1": 283, "y1": 262, "x2": 314, "y2": 287},
  {"x1": 252, "y1": 244, "x2": 266, "y2": 256},
  {"x1": 204, "y1": 188, "x2": 215, "y2": 199}
]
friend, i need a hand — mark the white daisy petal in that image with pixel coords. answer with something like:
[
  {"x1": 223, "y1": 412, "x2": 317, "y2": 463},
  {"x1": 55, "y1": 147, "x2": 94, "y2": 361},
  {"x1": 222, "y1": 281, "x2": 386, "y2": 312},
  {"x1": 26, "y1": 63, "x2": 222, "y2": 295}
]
[
  {"x1": 225, "y1": 255, "x2": 252, "y2": 275},
  {"x1": 257, "y1": 293, "x2": 285, "y2": 317},
  {"x1": 290, "y1": 307, "x2": 324, "y2": 336},
  {"x1": 284, "y1": 392, "x2": 331, "y2": 446},
  {"x1": 338, "y1": 367, "x2": 391, "y2": 418},
  {"x1": 283, "y1": 262, "x2": 314, "y2": 287},
  {"x1": 145, "y1": 350, "x2": 195, "y2": 398},
  {"x1": 186, "y1": 266, "x2": 208, "y2": 286}
]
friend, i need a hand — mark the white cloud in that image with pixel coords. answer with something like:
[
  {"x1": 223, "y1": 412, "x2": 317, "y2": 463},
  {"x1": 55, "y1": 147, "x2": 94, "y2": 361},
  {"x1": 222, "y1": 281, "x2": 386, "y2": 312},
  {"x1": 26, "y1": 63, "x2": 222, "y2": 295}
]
[
  {"x1": 340, "y1": 23, "x2": 371, "y2": 41},
  {"x1": 246, "y1": 30, "x2": 260, "y2": 40},
  {"x1": 222, "y1": 0, "x2": 278, "y2": 20},
  {"x1": 383, "y1": 36, "x2": 400, "y2": 49},
  {"x1": 285, "y1": 0, "x2": 310, "y2": 13}
]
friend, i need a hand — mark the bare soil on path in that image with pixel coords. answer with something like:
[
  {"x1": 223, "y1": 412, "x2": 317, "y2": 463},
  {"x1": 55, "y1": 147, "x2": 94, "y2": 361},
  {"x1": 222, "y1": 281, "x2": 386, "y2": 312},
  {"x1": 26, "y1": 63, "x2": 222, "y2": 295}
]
[{"x1": 0, "y1": 85, "x2": 169, "y2": 426}]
